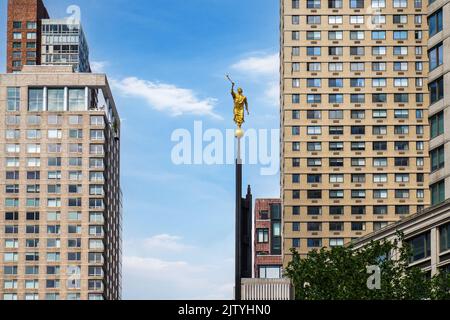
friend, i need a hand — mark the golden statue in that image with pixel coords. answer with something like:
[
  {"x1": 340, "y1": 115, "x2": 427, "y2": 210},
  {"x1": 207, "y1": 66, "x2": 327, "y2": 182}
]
[{"x1": 227, "y1": 75, "x2": 249, "y2": 129}]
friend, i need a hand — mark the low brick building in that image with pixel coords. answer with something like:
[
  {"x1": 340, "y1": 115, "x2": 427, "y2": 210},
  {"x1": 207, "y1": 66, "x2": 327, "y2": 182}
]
[{"x1": 254, "y1": 199, "x2": 283, "y2": 278}]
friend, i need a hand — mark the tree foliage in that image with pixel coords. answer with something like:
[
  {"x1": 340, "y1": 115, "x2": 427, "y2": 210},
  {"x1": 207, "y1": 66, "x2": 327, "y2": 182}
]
[{"x1": 284, "y1": 234, "x2": 450, "y2": 300}]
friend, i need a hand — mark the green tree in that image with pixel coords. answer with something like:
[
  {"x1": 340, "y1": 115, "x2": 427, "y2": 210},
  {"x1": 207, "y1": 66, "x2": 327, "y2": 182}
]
[{"x1": 285, "y1": 235, "x2": 450, "y2": 300}]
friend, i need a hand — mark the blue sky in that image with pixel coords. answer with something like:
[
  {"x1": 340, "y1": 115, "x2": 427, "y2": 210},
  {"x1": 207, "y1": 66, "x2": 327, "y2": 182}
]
[{"x1": 0, "y1": 0, "x2": 280, "y2": 299}]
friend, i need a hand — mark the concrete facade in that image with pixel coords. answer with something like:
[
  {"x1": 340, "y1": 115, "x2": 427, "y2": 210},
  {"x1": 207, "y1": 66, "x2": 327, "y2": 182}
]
[
  {"x1": 0, "y1": 66, "x2": 121, "y2": 300},
  {"x1": 281, "y1": 0, "x2": 431, "y2": 263},
  {"x1": 428, "y1": 0, "x2": 450, "y2": 205},
  {"x1": 352, "y1": 199, "x2": 450, "y2": 277}
]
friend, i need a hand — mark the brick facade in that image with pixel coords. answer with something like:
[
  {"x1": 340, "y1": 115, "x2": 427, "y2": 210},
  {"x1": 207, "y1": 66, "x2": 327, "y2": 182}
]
[
  {"x1": 7, "y1": 0, "x2": 49, "y2": 73},
  {"x1": 254, "y1": 199, "x2": 282, "y2": 278}
]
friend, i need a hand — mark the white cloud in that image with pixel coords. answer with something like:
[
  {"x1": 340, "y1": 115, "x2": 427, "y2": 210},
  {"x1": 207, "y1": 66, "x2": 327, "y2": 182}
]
[
  {"x1": 143, "y1": 234, "x2": 194, "y2": 252},
  {"x1": 122, "y1": 233, "x2": 235, "y2": 300},
  {"x1": 231, "y1": 53, "x2": 279, "y2": 76},
  {"x1": 90, "y1": 60, "x2": 108, "y2": 73},
  {"x1": 112, "y1": 77, "x2": 221, "y2": 119},
  {"x1": 230, "y1": 53, "x2": 280, "y2": 108},
  {"x1": 123, "y1": 255, "x2": 233, "y2": 300}
]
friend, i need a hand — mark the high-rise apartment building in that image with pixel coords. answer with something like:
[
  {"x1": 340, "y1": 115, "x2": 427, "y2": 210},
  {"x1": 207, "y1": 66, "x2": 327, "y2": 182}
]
[
  {"x1": 254, "y1": 199, "x2": 283, "y2": 279},
  {"x1": 428, "y1": 1, "x2": 447, "y2": 206},
  {"x1": 41, "y1": 19, "x2": 91, "y2": 72},
  {"x1": 1, "y1": 0, "x2": 121, "y2": 300},
  {"x1": 7, "y1": 0, "x2": 91, "y2": 73},
  {"x1": 0, "y1": 65, "x2": 121, "y2": 300},
  {"x1": 7, "y1": 0, "x2": 49, "y2": 73},
  {"x1": 281, "y1": 0, "x2": 431, "y2": 261}
]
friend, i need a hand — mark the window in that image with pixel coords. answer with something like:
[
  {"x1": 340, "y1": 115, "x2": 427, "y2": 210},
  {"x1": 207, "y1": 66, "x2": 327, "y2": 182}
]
[
  {"x1": 27, "y1": 21, "x2": 37, "y2": 29},
  {"x1": 374, "y1": 206, "x2": 387, "y2": 215},
  {"x1": 307, "y1": 190, "x2": 322, "y2": 199},
  {"x1": 429, "y1": 77, "x2": 444, "y2": 104},
  {"x1": 394, "y1": 62, "x2": 408, "y2": 71},
  {"x1": 350, "y1": 15, "x2": 364, "y2": 24},
  {"x1": 329, "y1": 78, "x2": 343, "y2": 87},
  {"x1": 431, "y1": 146, "x2": 445, "y2": 172},
  {"x1": 351, "y1": 126, "x2": 365, "y2": 135},
  {"x1": 328, "y1": 31, "x2": 342, "y2": 40},
  {"x1": 330, "y1": 190, "x2": 344, "y2": 199},
  {"x1": 373, "y1": 174, "x2": 387, "y2": 183},
  {"x1": 395, "y1": 157, "x2": 409, "y2": 167},
  {"x1": 306, "y1": 31, "x2": 320, "y2": 40},
  {"x1": 352, "y1": 190, "x2": 366, "y2": 198},
  {"x1": 307, "y1": 0, "x2": 321, "y2": 8},
  {"x1": 393, "y1": 46, "x2": 408, "y2": 55},
  {"x1": 307, "y1": 79, "x2": 321, "y2": 88},
  {"x1": 393, "y1": 31, "x2": 408, "y2": 40},
  {"x1": 350, "y1": 31, "x2": 365, "y2": 40},
  {"x1": 372, "y1": 46, "x2": 386, "y2": 55},
  {"x1": 307, "y1": 126, "x2": 321, "y2": 135},
  {"x1": 258, "y1": 266, "x2": 282, "y2": 279},
  {"x1": 329, "y1": 47, "x2": 343, "y2": 57},
  {"x1": 307, "y1": 238, "x2": 322, "y2": 248},
  {"x1": 329, "y1": 110, "x2": 343, "y2": 119},
  {"x1": 372, "y1": 78, "x2": 386, "y2": 87},
  {"x1": 329, "y1": 15, "x2": 342, "y2": 24},
  {"x1": 330, "y1": 206, "x2": 344, "y2": 215},
  {"x1": 308, "y1": 142, "x2": 322, "y2": 151},
  {"x1": 307, "y1": 47, "x2": 321, "y2": 56},
  {"x1": 373, "y1": 190, "x2": 388, "y2": 199},
  {"x1": 431, "y1": 180, "x2": 445, "y2": 205},
  {"x1": 350, "y1": 47, "x2": 364, "y2": 56},
  {"x1": 429, "y1": 9, "x2": 443, "y2": 37},
  {"x1": 329, "y1": 94, "x2": 343, "y2": 103},
  {"x1": 428, "y1": 43, "x2": 443, "y2": 71},
  {"x1": 257, "y1": 229, "x2": 269, "y2": 243},
  {"x1": 307, "y1": 63, "x2": 320, "y2": 72},
  {"x1": 372, "y1": 110, "x2": 387, "y2": 119},
  {"x1": 47, "y1": 88, "x2": 64, "y2": 111},
  {"x1": 394, "y1": 78, "x2": 408, "y2": 87},
  {"x1": 292, "y1": 31, "x2": 300, "y2": 40},
  {"x1": 440, "y1": 223, "x2": 450, "y2": 253},
  {"x1": 307, "y1": 222, "x2": 322, "y2": 231},
  {"x1": 393, "y1": 0, "x2": 407, "y2": 7},
  {"x1": 395, "y1": 189, "x2": 410, "y2": 199},
  {"x1": 307, "y1": 94, "x2": 321, "y2": 103},
  {"x1": 328, "y1": 0, "x2": 343, "y2": 8},
  {"x1": 350, "y1": 94, "x2": 365, "y2": 103},
  {"x1": 292, "y1": 0, "x2": 300, "y2": 8},
  {"x1": 352, "y1": 222, "x2": 366, "y2": 231},
  {"x1": 371, "y1": 0, "x2": 385, "y2": 7},
  {"x1": 408, "y1": 232, "x2": 431, "y2": 263},
  {"x1": 394, "y1": 110, "x2": 408, "y2": 119},
  {"x1": 372, "y1": 94, "x2": 386, "y2": 103},
  {"x1": 372, "y1": 31, "x2": 385, "y2": 40},
  {"x1": 373, "y1": 142, "x2": 387, "y2": 151},
  {"x1": 430, "y1": 111, "x2": 444, "y2": 139},
  {"x1": 28, "y1": 88, "x2": 44, "y2": 111},
  {"x1": 329, "y1": 174, "x2": 344, "y2": 183},
  {"x1": 351, "y1": 142, "x2": 365, "y2": 151},
  {"x1": 393, "y1": 15, "x2": 407, "y2": 24},
  {"x1": 26, "y1": 32, "x2": 36, "y2": 40},
  {"x1": 68, "y1": 89, "x2": 85, "y2": 111},
  {"x1": 7, "y1": 87, "x2": 20, "y2": 111},
  {"x1": 350, "y1": 174, "x2": 365, "y2": 184},
  {"x1": 329, "y1": 142, "x2": 343, "y2": 151}
]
